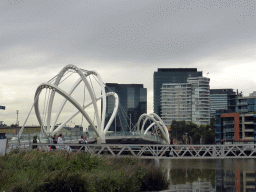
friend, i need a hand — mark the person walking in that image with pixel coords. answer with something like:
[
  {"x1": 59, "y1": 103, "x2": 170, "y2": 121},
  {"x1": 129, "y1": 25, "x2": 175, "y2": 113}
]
[
  {"x1": 49, "y1": 136, "x2": 56, "y2": 151},
  {"x1": 169, "y1": 138, "x2": 175, "y2": 157},
  {"x1": 79, "y1": 135, "x2": 87, "y2": 151},
  {"x1": 52, "y1": 134, "x2": 57, "y2": 150},
  {"x1": 83, "y1": 136, "x2": 88, "y2": 144},
  {"x1": 83, "y1": 136, "x2": 89, "y2": 154},
  {"x1": 58, "y1": 133, "x2": 72, "y2": 153},
  {"x1": 85, "y1": 128, "x2": 89, "y2": 138},
  {"x1": 32, "y1": 135, "x2": 37, "y2": 149}
]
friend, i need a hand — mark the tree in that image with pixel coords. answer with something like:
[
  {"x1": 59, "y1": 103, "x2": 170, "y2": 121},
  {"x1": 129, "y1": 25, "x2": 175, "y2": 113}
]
[
  {"x1": 169, "y1": 119, "x2": 216, "y2": 144},
  {"x1": 170, "y1": 120, "x2": 187, "y2": 141}
]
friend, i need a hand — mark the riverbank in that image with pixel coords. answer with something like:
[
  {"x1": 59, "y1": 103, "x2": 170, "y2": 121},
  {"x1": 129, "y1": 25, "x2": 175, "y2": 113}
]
[{"x1": 0, "y1": 150, "x2": 169, "y2": 192}]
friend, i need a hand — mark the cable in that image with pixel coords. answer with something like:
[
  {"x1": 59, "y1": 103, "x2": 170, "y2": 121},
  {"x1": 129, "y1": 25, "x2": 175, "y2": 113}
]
[
  {"x1": 92, "y1": 74, "x2": 101, "y2": 86},
  {"x1": 117, "y1": 110, "x2": 125, "y2": 134},
  {"x1": 59, "y1": 70, "x2": 75, "y2": 84},
  {"x1": 47, "y1": 75, "x2": 58, "y2": 83},
  {"x1": 18, "y1": 92, "x2": 41, "y2": 138}
]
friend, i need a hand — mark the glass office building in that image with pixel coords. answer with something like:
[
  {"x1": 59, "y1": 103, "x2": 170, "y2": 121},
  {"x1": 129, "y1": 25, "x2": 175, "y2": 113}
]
[
  {"x1": 237, "y1": 96, "x2": 256, "y2": 114},
  {"x1": 210, "y1": 89, "x2": 237, "y2": 118},
  {"x1": 154, "y1": 68, "x2": 202, "y2": 116},
  {"x1": 104, "y1": 83, "x2": 147, "y2": 132}
]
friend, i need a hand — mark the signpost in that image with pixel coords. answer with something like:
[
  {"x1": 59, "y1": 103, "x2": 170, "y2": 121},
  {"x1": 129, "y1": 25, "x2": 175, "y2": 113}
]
[{"x1": 0, "y1": 106, "x2": 5, "y2": 110}]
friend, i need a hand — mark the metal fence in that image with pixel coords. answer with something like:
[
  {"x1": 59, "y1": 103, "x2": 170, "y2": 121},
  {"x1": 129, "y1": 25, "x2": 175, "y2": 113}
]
[{"x1": 6, "y1": 143, "x2": 256, "y2": 159}]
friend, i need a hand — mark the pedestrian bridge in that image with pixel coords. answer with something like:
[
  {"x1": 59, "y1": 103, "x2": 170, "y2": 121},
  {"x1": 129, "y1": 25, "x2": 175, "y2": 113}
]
[{"x1": 8, "y1": 143, "x2": 256, "y2": 159}]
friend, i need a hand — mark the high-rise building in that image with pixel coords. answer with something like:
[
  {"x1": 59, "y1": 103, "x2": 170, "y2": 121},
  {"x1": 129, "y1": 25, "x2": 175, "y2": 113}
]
[
  {"x1": 104, "y1": 83, "x2": 147, "y2": 132},
  {"x1": 161, "y1": 83, "x2": 192, "y2": 125},
  {"x1": 161, "y1": 77, "x2": 210, "y2": 126},
  {"x1": 188, "y1": 77, "x2": 210, "y2": 125},
  {"x1": 210, "y1": 89, "x2": 237, "y2": 118},
  {"x1": 154, "y1": 68, "x2": 202, "y2": 116}
]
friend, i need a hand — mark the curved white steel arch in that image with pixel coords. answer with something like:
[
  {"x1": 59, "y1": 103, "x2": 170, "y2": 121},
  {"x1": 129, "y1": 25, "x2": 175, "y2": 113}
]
[
  {"x1": 52, "y1": 92, "x2": 118, "y2": 134},
  {"x1": 137, "y1": 113, "x2": 170, "y2": 143},
  {"x1": 49, "y1": 71, "x2": 107, "y2": 133},
  {"x1": 32, "y1": 64, "x2": 118, "y2": 143},
  {"x1": 35, "y1": 83, "x2": 100, "y2": 136},
  {"x1": 20, "y1": 65, "x2": 169, "y2": 144},
  {"x1": 140, "y1": 113, "x2": 169, "y2": 137},
  {"x1": 144, "y1": 122, "x2": 156, "y2": 135},
  {"x1": 44, "y1": 65, "x2": 102, "y2": 133},
  {"x1": 50, "y1": 77, "x2": 83, "y2": 132}
]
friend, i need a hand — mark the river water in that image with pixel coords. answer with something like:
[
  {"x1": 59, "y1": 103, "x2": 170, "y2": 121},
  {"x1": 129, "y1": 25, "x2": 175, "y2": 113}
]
[{"x1": 159, "y1": 158, "x2": 256, "y2": 192}]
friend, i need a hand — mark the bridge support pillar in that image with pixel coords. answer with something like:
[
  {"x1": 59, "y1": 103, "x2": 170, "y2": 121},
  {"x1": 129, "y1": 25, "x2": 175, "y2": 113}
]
[
  {"x1": 221, "y1": 145, "x2": 224, "y2": 158},
  {"x1": 213, "y1": 146, "x2": 216, "y2": 158},
  {"x1": 97, "y1": 136, "x2": 106, "y2": 144},
  {"x1": 154, "y1": 158, "x2": 160, "y2": 167}
]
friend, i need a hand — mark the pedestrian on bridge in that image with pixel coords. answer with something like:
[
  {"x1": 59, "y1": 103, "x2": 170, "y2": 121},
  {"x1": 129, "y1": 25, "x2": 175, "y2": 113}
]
[
  {"x1": 85, "y1": 128, "x2": 89, "y2": 138},
  {"x1": 57, "y1": 133, "x2": 72, "y2": 153},
  {"x1": 32, "y1": 135, "x2": 37, "y2": 149}
]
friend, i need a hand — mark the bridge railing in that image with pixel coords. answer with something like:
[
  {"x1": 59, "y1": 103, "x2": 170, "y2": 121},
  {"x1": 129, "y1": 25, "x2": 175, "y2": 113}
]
[
  {"x1": 105, "y1": 131, "x2": 164, "y2": 143},
  {"x1": 6, "y1": 143, "x2": 256, "y2": 159}
]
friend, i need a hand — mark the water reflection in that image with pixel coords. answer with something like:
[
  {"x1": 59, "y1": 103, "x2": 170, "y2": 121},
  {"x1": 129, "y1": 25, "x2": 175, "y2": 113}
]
[{"x1": 159, "y1": 159, "x2": 256, "y2": 192}]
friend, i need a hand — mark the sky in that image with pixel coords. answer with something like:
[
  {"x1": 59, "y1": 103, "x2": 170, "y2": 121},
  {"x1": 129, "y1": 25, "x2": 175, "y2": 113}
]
[{"x1": 1, "y1": 0, "x2": 256, "y2": 126}]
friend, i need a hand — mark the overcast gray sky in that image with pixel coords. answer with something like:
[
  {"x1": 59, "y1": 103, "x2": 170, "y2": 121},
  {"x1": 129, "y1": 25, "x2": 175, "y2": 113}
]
[{"x1": 1, "y1": 0, "x2": 256, "y2": 126}]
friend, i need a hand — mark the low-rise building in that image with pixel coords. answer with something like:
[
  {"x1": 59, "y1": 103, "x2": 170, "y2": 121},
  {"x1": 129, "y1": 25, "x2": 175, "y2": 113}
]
[{"x1": 215, "y1": 110, "x2": 256, "y2": 143}]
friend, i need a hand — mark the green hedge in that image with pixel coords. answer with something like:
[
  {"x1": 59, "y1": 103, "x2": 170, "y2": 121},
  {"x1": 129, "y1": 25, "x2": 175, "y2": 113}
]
[{"x1": 0, "y1": 150, "x2": 169, "y2": 192}]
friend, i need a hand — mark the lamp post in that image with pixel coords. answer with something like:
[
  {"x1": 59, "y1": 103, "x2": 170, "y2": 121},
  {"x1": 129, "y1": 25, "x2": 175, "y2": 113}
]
[{"x1": 16, "y1": 110, "x2": 19, "y2": 126}]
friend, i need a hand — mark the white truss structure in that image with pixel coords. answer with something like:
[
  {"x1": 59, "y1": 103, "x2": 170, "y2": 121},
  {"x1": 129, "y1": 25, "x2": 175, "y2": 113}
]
[
  {"x1": 137, "y1": 113, "x2": 170, "y2": 144},
  {"x1": 11, "y1": 143, "x2": 256, "y2": 159},
  {"x1": 58, "y1": 144, "x2": 256, "y2": 158}
]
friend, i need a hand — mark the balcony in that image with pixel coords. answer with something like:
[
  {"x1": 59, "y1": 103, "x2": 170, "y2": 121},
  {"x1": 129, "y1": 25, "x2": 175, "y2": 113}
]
[
  {"x1": 238, "y1": 109, "x2": 248, "y2": 113},
  {"x1": 223, "y1": 128, "x2": 234, "y2": 132},
  {"x1": 237, "y1": 102, "x2": 247, "y2": 106},
  {"x1": 223, "y1": 121, "x2": 234, "y2": 125}
]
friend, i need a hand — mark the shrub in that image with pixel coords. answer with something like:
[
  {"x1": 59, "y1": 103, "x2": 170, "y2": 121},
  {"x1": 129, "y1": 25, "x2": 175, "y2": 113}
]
[{"x1": 0, "y1": 151, "x2": 169, "y2": 192}]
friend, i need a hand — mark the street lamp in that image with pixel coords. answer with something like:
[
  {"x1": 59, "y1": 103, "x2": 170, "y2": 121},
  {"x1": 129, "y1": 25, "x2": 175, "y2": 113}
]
[{"x1": 16, "y1": 110, "x2": 19, "y2": 126}]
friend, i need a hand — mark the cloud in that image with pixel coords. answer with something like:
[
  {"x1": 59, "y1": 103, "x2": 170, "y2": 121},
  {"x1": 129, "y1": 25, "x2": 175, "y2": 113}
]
[{"x1": 1, "y1": 0, "x2": 256, "y2": 125}]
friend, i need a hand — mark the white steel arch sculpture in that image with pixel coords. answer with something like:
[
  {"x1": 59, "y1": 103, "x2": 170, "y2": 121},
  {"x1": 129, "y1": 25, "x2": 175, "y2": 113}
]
[
  {"x1": 19, "y1": 64, "x2": 119, "y2": 144},
  {"x1": 137, "y1": 113, "x2": 170, "y2": 144}
]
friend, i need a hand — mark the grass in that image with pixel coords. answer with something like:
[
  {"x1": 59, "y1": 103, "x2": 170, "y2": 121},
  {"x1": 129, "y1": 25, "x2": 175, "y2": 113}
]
[
  {"x1": 0, "y1": 128, "x2": 41, "y2": 134},
  {"x1": 0, "y1": 150, "x2": 169, "y2": 192}
]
